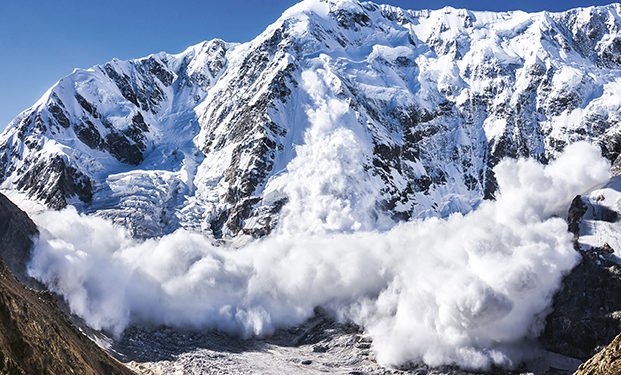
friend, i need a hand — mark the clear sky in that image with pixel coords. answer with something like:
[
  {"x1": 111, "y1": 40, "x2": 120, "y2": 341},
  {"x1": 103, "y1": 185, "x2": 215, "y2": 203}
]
[{"x1": 0, "y1": 0, "x2": 615, "y2": 130}]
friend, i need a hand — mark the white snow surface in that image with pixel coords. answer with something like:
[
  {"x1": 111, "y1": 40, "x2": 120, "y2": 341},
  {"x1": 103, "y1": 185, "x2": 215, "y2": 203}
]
[{"x1": 579, "y1": 174, "x2": 621, "y2": 262}]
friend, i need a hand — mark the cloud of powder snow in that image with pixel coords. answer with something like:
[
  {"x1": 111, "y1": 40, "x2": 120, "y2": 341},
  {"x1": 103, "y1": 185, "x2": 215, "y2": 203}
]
[{"x1": 25, "y1": 141, "x2": 610, "y2": 370}]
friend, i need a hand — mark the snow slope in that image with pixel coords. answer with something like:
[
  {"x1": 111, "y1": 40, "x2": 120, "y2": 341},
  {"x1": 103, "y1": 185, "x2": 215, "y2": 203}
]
[
  {"x1": 1, "y1": 0, "x2": 621, "y2": 240},
  {"x1": 578, "y1": 174, "x2": 621, "y2": 262}
]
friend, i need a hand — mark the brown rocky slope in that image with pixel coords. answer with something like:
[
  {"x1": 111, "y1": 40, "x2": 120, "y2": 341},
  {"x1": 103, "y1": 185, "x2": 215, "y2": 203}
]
[{"x1": 574, "y1": 332, "x2": 621, "y2": 375}]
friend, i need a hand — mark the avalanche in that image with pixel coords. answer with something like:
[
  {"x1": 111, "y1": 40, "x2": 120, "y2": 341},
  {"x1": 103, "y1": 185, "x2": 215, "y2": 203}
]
[
  {"x1": 1, "y1": 0, "x2": 621, "y2": 371},
  {"x1": 23, "y1": 142, "x2": 609, "y2": 370}
]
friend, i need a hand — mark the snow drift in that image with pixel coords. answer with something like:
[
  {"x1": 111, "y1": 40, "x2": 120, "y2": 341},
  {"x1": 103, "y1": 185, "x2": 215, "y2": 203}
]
[{"x1": 24, "y1": 142, "x2": 610, "y2": 370}]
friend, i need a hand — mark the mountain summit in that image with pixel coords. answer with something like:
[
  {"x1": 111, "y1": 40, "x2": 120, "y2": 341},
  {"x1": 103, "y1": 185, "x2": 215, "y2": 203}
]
[{"x1": 1, "y1": 0, "x2": 621, "y2": 239}]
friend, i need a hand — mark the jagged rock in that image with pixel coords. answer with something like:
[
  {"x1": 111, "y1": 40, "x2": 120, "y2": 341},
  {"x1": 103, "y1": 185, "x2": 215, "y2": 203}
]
[
  {"x1": 15, "y1": 155, "x2": 92, "y2": 209},
  {"x1": 541, "y1": 244, "x2": 621, "y2": 360},
  {"x1": 611, "y1": 154, "x2": 621, "y2": 177},
  {"x1": 0, "y1": 193, "x2": 38, "y2": 284},
  {"x1": 575, "y1": 332, "x2": 621, "y2": 375},
  {"x1": 568, "y1": 195, "x2": 588, "y2": 239}
]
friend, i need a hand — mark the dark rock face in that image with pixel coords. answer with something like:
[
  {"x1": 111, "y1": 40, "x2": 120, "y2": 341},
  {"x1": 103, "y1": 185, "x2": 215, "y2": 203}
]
[
  {"x1": 0, "y1": 258, "x2": 135, "y2": 375},
  {"x1": 541, "y1": 194, "x2": 621, "y2": 362},
  {"x1": 541, "y1": 244, "x2": 621, "y2": 360},
  {"x1": 105, "y1": 131, "x2": 145, "y2": 165},
  {"x1": 611, "y1": 154, "x2": 621, "y2": 177},
  {"x1": 102, "y1": 59, "x2": 167, "y2": 114},
  {"x1": 15, "y1": 156, "x2": 92, "y2": 209},
  {"x1": 73, "y1": 93, "x2": 148, "y2": 165},
  {"x1": 0, "y1": 193, "x2": 38, "y2": 284},
  {"x1": 48, "y1": 96, "x2": 70, "y2": 129},
  {"x1": 74, "y1": 119, "x2": 103, "y2": 149},
  {"x1": 567, "y1": 195, "x2": 588, "y2": 239},
  {"x1": 0, "y1": 193, "x2": 134, "y2": 375}
]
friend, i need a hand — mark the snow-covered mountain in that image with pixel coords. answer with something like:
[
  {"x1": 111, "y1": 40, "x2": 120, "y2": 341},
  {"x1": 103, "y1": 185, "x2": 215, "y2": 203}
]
[{"x1": 1, "y1": 0, "x2": 621, "y2": 239}]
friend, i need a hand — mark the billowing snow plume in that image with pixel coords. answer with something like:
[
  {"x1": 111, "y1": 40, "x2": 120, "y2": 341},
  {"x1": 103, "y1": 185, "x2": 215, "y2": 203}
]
[
  {"x1": 264, "y1": 69, "x2": 391, "y2": 235},
  {"x1": 26, "y1": 142, "x2": 608, "y2": 370}
]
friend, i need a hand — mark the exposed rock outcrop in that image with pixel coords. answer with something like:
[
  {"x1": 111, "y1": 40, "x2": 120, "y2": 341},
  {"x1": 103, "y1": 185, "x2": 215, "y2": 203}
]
[
  {"x1": 574, "y1": 332, "x2": 621, "y2": 375},
  {"x1": 540, "y1": 194, "x2": 621, "y2": 362},
  {"x1": 0, "y1": 193, "x2": 37, "y2": 284},
  {"x1": 541, "y1": 244, "x2": 621, "y2": 360}
]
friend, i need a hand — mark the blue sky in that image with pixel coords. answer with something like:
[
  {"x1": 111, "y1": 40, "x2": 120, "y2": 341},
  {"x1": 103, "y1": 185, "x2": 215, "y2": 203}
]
[{"x1": 0, "y1": 0, "x2": 615, "y2": 129}]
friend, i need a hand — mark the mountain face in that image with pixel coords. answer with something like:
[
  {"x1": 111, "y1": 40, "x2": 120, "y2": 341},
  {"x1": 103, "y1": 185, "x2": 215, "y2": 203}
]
[{"x1": 1, "y1": 0, "x2": 621, "y2": 239}]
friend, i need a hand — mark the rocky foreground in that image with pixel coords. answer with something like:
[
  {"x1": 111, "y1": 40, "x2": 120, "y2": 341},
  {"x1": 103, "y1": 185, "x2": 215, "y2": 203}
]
[{"x1": 575, "y1": 332, "x2": 621, "y2": 375}]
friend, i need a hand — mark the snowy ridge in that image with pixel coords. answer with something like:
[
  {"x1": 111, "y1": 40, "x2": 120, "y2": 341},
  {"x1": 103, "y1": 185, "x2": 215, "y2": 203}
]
[{"x1": 1, "y1": 0, "x2": 621, "y2": 239}]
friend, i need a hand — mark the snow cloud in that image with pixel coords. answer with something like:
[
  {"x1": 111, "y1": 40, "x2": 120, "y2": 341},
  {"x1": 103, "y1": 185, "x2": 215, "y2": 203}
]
[{"x1": 24, "y1": 141, "x2": 610, "y2": 370}]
